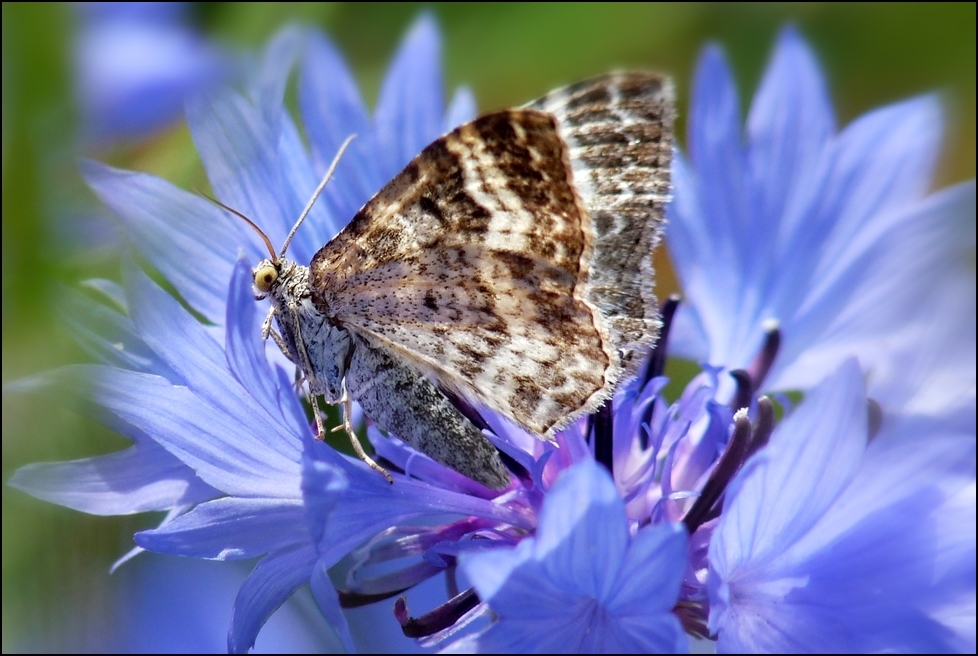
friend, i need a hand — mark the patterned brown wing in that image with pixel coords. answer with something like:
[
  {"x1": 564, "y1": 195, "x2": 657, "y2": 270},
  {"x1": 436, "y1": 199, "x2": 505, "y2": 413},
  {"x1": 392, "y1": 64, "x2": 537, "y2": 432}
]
[
  {"x1": 529, "y1": 72, "x2": 674, "y2": 371},
  {"x1": 310, "y1": 73, "x2": 673, "y2": 437}
]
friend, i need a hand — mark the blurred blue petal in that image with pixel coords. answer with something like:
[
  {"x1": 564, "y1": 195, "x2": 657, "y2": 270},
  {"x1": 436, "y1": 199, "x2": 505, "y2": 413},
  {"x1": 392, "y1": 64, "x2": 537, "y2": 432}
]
[
  {"x1": 299, "y1": 30, "x2": 382, "y2": 225},
  {"x1": 70, "y1": 554, "x2": 340, "y2": 653},
  {"x1": 60, "y1": 281, "x2": 179, "y2": 378},
  {"x1": 670, "y1": 28, "x2": 969, "y2": 400},
  {"x1": 187, "y1": 89, "x2": 302, "y2": 255},
  {"x1": 75, "y1": 3, "x2": 228, "y2": 142},
  {"x1": 444, "y1": 86, "x2": 478, "y2": 133},
  {"x1": 228, "y1": 544, "x2": 320, "y2": 653},
  {"x1": 745, "y1": 26, "x2": 834, "y2": 245},
  {"x1": 80, "y1": 159, "x2": 250, "y2": 324},
  {"x1": 136, "y1": 497, "x2": 310, "y2": 560},
  {"x1": 374, "y1": 13, "x2": 445, "y2": 177},
  {"x1": 9, "y1": 444, "x2": 215, "y2": 515}
]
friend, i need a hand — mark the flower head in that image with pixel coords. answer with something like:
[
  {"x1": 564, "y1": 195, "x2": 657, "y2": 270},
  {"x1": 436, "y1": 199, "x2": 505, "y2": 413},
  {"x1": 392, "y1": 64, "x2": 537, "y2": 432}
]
[{"x1": 668, "y1": 26, "x2": 976, "y2": 395}]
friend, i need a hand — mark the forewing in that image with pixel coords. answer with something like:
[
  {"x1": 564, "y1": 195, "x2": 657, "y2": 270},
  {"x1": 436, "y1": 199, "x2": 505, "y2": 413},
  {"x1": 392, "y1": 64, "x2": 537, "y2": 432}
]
[{"x1": 311, "y1": 110, "x2": 615, "y2": 436}]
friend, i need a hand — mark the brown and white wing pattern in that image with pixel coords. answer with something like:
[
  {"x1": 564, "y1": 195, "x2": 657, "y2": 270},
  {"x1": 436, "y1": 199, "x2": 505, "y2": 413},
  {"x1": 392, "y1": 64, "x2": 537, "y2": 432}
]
[
  {"x1": 528, "y1": 72, "x2": 674, "y2": 371},
  {"x1": 310, "y1": 73, "x2": 673, "y2": 437}
]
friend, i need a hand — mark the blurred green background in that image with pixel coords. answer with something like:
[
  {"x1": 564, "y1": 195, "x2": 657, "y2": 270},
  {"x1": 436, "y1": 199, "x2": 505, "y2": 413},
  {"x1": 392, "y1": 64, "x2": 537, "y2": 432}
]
[{"x1": 2, "y1": 2, "x2": 975, "y2": 652}]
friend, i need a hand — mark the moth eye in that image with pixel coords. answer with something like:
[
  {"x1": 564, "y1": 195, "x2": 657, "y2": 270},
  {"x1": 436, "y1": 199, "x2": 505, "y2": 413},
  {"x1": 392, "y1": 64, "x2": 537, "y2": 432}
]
[{"x1": 254, "y1": 265, "x2": 278, "y2": 292}]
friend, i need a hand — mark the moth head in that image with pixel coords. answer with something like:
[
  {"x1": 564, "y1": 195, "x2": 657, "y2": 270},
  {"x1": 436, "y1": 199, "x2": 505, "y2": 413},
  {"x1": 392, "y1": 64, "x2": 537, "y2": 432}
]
[{"x1": 253, "y1": 259, "x2": 279, "y2": 293}]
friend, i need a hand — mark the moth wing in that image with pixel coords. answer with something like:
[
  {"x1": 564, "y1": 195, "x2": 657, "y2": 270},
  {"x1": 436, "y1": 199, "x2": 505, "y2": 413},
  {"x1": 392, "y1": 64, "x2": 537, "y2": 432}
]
[
  {"x1": 311, "y1": 109, "x2": 615, "y2": 436},
  {"x1": 528, "y1": 72, "x2": 675, "y2": 371},
  {"x1": 311, "y1": 73, "x2": 675, "y2": 437}
]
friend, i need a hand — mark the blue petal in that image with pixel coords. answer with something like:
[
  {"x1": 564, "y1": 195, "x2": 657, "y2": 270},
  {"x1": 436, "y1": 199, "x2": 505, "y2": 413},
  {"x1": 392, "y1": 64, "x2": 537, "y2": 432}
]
[
  {"x1": 227, "y1": 543, "x2": 319, "y2": 653},
  {"x1": 80, "y1": 159, "x2": 246, "y2": 324},
  {"x1": 60, "y1": 282, "x2": 178, "y2": 379},
  {"x1": 136, "y1": 497, "x2": 309, "y2": 559},
  {"x1": 88, "y1": 364, "x2": 302, "y2": 498},
  {"x1": 460, "y1": 462, "x2": 689, "y2": 653},
  {"x1": 711, "y1": 360, "x2": 867, "y2": 577},
  {"x1": 670, "y1": 32, "x2": 958, "y2": 385},
  {"x1": 124, "y1": 262, "x2": 304, "y2": 462},
  {"x1": 867, "y1": 263, "x2": 976, "y2": 426},
  {"x1": 685, "y1": 44, "x2": 747, "y2": 272},
  {"x1": 309, "y1": 558, "x2": 356, "y2": 653},
  {"x1": 771, "y1": 180, "x2": 976, "y2": 390},
  {"x1": 249, "y1": 26, "x2": 341, "y2": 260},
  {"x1": 299, "y1": 30, "x2": 383, "y2": 226},
  {"x1": 611, "y1": 522, "x2": 688, "y2": 616},
  {"x1": 299, "y1": 455, "x2": 347, "y2": 549},
  {"x1": 224, "y1": 259, "x2": 310, "y2": 440},
  {"x1": 186, "y1": 88, "x2": 302, "y2": 253},
  {"x1": 534, "y1": 460, "x2": 628, "y2": 604},
  {"x1": 807, "y1": 95, "x2": 942, "y2": 246},
  {"x1": 374, "y1": 13, "x2": 444, "y2": 178},
  {"x1": 669, "y1": 48, "x2": 753, "y2": 364},
  {"x1": 443, "y1": 85, "x2": 478, "y2": 132},
  {"x1": 709, "y1": 359, "x2": 974, "y2": 652},
  {"x1": 247, "y1": 25, "x2": 303, "y2": 130},
  {"x1": 76, "y1": 18, "x2": 227, "y2": 142},
  {"x1": 276, "y1": 110, "x2": 340, "y2": 261},
  {"x1": 9, "y1": 445, "x2": 216, "y2": 515},
  {"x1": 745, "y1": 26, "x2": 834, "y2": 252}
]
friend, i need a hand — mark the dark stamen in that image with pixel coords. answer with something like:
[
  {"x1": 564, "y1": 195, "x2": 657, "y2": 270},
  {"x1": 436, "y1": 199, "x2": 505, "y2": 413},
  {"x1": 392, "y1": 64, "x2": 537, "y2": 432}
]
[
  {"x1": 636, "y1": 296, "x2": 680, "y2": 449},
  {"x1": 445, "y1": 565, "x2": 460, "y2": 600},
  {"x1": 396, "y1": 588, "x2": 481, "y2": 638},
  {"x1": 673, "y1": 601, "x2": 710, "y2": 640},
  {"x1": 682, "y1": 410, "x2": 752, "y2": 534},
  {"x1": 588, "y1": 399, "x2": 615, "y2": 478},
  {"x1": 729, "y1": 369, "x2": 753, "y2": 412},
  {"x1": 639, "y1": 295, "x2": 681, "y2": 387},
  {"x1": 867, "y1": 398, "x2": 883, "y2": 441},
  {"x1": 746, "y1": 396, "x2": 775, "y2": 458},
  {"x1": 746, "y1": 323, "x2": 781, "y2": 391},
  {"x1": 340, "y1": 587, "x2": 413, "y2": 609}
]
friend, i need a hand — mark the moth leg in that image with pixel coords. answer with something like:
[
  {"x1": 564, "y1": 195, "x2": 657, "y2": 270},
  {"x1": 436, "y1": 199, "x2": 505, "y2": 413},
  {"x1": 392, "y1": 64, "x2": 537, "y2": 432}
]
[
  {"x1": 337, "y1": 392, "x2": 394, "y2": 484},
  {"x1": 260, "y1": 306, "x2": 276, "y2": 340},
  {"x1": 309, "y1": 392, "x2": 327, "y2": 439},
  {"x1": 261, "y1": 307, "x2": 297, "y2": 364},
  {"x1": 270, "y1": 329, "x2": 294, "y2": 362},
  {"x1": 345, "y1": 336, "x2": 511, "y2": 490},
  {"x1": 284, "y1": 306, "x2": 392, "y2": 483}
]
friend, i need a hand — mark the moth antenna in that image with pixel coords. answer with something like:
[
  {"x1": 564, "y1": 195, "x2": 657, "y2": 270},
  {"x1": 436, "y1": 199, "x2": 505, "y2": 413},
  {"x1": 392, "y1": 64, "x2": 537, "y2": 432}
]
[
  {"x1": 279, "y1": 133, "x2": 357, "y2": 259},
  {"x1": 198, "y1": 190, "x2": 277, "y2": 261}
]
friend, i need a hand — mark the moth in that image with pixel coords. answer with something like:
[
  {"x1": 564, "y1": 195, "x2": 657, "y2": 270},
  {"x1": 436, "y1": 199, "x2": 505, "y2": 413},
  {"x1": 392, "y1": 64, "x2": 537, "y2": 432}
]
[{"x1": 229, "y1": 72, "x2": 674, "y2": 490}]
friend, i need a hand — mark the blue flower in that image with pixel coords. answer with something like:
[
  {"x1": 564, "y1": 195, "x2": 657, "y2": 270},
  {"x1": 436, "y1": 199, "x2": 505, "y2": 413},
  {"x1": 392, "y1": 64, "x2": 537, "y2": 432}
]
[
  {"x1": 668, "y1": 26, "x2": 976, "y2": 396},
  {"x1": 10, "y1": 16, "x2": 975, "y2": 656},
  {"x1": 668, "y1": 25, "x2": 976, "y2": 653},
  {"x1": 708, "y1": 359, "x2": 975, "y2": 653},
  {"x1": 74, "y1": 2, "x2": 230, "y2": 142},
  {"x1": 449, "y1": 460, "x2": 688, "y2": 654}
]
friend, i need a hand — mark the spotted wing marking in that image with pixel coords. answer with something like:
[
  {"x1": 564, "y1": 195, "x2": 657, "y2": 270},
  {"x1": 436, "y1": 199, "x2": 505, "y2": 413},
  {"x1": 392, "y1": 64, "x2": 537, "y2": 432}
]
[
  {"x1": 529, "y1": 72, "x2": 674, "y2": 370},
  {"x1": 311, "y1": 110, "x2": 616, "y2": 436}
]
